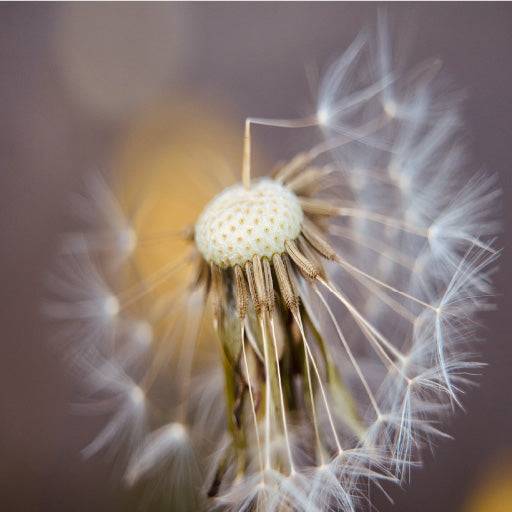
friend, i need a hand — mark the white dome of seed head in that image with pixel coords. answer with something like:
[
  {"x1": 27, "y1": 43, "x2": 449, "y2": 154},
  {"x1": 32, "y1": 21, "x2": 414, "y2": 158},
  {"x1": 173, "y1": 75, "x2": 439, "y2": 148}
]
[{"x1": 195, "y1": 178, "x2": 303, "y2": 268}]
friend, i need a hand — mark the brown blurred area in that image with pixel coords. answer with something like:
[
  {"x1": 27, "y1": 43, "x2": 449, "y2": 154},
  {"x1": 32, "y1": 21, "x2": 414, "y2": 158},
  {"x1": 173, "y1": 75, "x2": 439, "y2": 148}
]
[{"x1": 0, "y1": 3, "x2": 511, "y2": 511}]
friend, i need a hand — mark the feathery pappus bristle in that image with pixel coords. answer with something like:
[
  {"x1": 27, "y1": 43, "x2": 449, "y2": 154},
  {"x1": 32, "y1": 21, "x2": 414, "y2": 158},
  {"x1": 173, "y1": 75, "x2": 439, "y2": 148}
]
[{"x1": 45, "y1": 16, "x2": 500, "y2": 512}]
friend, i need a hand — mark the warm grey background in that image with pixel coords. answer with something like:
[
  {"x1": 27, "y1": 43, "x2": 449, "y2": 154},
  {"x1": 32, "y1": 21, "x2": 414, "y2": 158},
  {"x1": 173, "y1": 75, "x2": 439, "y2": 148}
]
[{"x1": 0, "y1": 3, "x2": 510, "y2": 511}]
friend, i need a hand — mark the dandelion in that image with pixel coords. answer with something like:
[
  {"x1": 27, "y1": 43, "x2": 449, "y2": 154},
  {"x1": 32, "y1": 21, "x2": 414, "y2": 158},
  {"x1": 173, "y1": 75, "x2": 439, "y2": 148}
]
[{"x1": 47, "y1": 18, "x2": 499, "y2": 512}]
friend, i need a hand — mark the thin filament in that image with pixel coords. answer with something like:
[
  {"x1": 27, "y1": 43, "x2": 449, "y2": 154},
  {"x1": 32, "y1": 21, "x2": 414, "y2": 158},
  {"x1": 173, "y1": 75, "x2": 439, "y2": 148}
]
[
  {"x1": 328, "y1": 224, "x2": 417, "y2": 271},
  {"x1": 240, "y1": 323, "x2": 264, "y2": 475},
  {"x1": 259, "y1": 315, "x2": 273, "y2": 469},
  {"x1": 295, "y1": 315, "x2": 343, "y2": 455},
  {"x1": 292, "y1": 310, "x2": 325, "y2": 465},
  {"x1": 269, "y1": 317, "x2": 296, "y2": 474},
  {"x1": 337, "y1": 208, "x2": 429, "y2": 238},
  {"x1": 332, "y1": 254, "x2": 435, "y2": 311},
  {"x1": 315, "y1": 287, "x2": 382, "y2": 417},
  {"x1": 117, "y1": 255, "x2": 192, "y2": 309},
  {"x1": 242, "y1": 115, "x2": 320, "y2": 189},
  {"x1": 318, "y1": 277, "x2": 405, "y2": 365}
]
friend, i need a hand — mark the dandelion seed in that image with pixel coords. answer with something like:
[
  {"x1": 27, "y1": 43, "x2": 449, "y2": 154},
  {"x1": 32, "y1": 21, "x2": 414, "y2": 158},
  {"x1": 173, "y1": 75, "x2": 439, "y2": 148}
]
[{"x1": 48, "y1": 18, "x2": 499, "y2": 512}]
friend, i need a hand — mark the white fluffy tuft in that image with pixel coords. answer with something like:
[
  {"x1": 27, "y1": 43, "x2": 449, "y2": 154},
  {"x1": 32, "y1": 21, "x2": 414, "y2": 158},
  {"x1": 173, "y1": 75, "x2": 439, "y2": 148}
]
[{"x1": 45, "y1": 15, "x2": 499, "y2": 512}]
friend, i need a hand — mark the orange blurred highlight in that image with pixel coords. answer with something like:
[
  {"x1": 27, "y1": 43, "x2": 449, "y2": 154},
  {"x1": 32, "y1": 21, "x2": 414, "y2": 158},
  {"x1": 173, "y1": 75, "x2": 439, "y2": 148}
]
[
  {"x1": 462, "y1": 451, "x2": 512, "y2": 512},
  {"x1": 114, "y1": 98, "x2": 241, "y2": 295},
  {"x1": 109, "y1": 98, "x2": 258, "y2": 365}
]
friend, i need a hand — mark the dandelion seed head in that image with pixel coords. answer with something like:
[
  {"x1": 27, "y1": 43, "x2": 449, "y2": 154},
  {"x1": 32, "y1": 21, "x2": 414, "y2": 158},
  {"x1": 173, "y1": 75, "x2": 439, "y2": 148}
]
[
  {"x1": 46, "y1": 16, "x2": 500, "y2": 512},
  {"x1": 195, "y1": 178, "x2": 303, "y2": 267}
]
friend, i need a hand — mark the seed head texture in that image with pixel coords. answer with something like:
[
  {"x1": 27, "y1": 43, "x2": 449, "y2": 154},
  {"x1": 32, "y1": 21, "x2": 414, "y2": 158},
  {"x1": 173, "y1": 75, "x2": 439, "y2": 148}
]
[{"x1": 195, "y1": 179, "x2": 304, "y2": 268}]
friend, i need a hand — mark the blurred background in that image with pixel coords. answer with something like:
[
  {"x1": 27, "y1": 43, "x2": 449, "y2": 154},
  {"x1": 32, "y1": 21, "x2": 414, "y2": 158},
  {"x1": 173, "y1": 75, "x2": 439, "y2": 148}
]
[{"x1": 0, "y1": 3, "x2": 511, "y2": 511}]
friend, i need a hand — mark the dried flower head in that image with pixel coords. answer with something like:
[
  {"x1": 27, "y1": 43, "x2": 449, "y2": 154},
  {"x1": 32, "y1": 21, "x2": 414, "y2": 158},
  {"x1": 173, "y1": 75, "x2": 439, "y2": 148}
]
[{"x1": 46, "y1": 18, "x2": 499, "y2": 512}]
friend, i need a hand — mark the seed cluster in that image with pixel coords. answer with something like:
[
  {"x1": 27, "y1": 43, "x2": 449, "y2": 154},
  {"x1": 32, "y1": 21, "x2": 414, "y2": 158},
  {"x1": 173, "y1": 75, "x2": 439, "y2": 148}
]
[{"x1": 194, "y1": 178, "x2": 303, "y2": 268}]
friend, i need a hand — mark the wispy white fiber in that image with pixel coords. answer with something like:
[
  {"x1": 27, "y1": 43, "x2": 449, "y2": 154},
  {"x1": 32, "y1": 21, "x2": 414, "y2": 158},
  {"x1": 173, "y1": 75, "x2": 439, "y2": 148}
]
[{"x1": 45, "y1": 15, "x2": 499, "y2": 512}]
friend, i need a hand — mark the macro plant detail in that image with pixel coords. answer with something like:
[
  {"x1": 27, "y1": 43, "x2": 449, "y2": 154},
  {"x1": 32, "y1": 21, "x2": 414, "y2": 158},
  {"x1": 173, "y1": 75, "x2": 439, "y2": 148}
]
[{"x1": 46, "y1": 19, "x2": 499, "y2": 512}]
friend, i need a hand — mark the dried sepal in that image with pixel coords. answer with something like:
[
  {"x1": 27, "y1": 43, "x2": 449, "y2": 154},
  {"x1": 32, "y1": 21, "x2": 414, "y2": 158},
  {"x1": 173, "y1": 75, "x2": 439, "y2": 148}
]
[
  {"x1": 273, "y1": 253, "x2": 299, "y2": 314},
  {"x1": 301, "y1": 218, "x2": 338, "y2": 261},
  {"x1": 285, "y1": 239, "x2": 321, "y2": 280},
  {"x1": 298, "y1": 197, "x2": 341, "y2": 217},
  {"x1": 234, "y1": 264, "x2": 248, "y2": 320}
]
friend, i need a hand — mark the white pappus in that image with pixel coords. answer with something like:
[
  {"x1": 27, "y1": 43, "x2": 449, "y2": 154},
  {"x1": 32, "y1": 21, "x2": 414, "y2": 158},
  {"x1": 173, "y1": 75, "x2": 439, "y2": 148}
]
[{"x1": 46, "y1": 17, "x2": 499, "y2": 512}]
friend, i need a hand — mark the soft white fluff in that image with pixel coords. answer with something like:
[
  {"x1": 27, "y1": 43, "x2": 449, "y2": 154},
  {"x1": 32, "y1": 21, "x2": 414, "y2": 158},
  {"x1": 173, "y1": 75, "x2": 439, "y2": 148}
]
[{"x1": 46, "y1": 16, "x2": 499, "y2": 512}]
